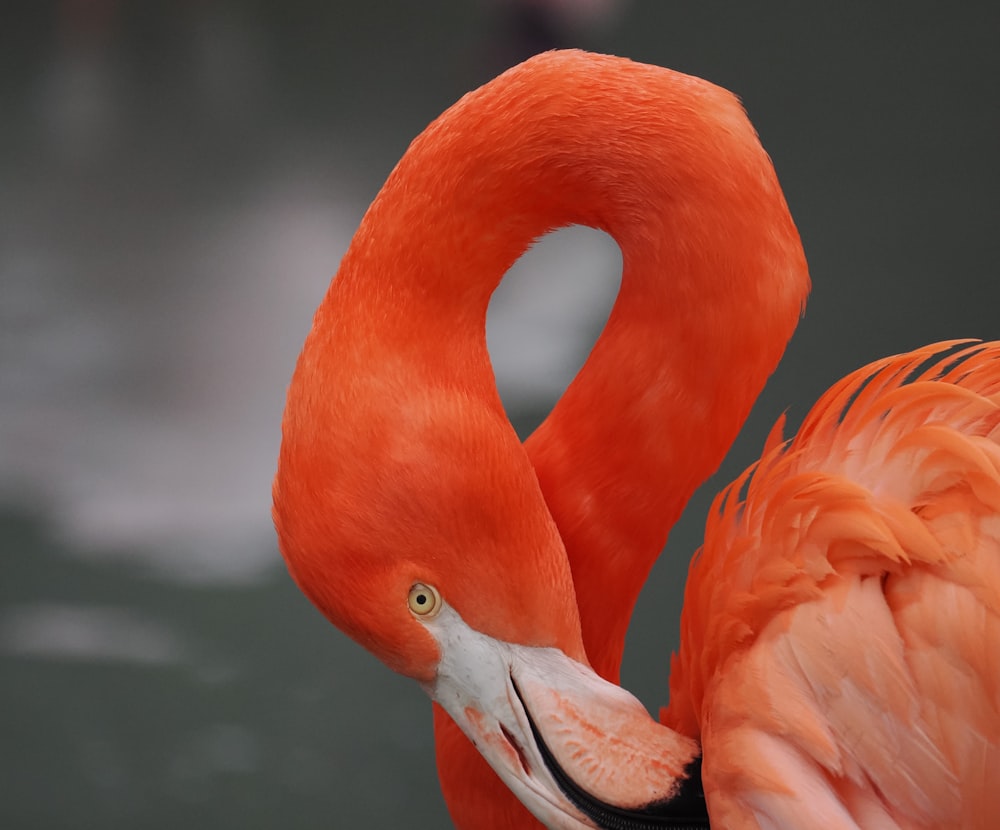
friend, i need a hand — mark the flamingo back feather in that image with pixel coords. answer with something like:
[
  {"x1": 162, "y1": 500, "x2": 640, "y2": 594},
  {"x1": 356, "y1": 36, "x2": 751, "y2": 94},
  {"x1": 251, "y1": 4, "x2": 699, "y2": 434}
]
[{"x1": 667, "y1": 341, "x2": 1000, "y2": 828}]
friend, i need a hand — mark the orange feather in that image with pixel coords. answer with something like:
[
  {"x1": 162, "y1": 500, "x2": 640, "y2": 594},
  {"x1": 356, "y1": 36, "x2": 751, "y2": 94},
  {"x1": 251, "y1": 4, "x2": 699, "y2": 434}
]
[{"x1": 668, "y1": 343, "x2": 1000, "y2": 827}]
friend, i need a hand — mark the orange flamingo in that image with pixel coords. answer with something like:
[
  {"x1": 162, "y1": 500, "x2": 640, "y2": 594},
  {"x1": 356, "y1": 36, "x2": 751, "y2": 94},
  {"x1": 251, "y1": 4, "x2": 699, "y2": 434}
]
[{"x1": 272, "y1": 50, "x2": 1000, "y2": 828}]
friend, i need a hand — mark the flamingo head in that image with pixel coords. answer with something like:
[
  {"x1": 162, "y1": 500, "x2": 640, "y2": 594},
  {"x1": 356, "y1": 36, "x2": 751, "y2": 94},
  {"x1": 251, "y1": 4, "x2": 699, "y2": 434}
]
[{"x1": 273, "y1": 369, "x2": 704, "y2": 828}]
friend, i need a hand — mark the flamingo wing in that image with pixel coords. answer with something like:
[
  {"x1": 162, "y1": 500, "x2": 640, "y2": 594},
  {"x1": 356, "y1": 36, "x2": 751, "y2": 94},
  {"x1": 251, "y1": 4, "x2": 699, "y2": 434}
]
[{"x1": 669, "y1": 342, "x2": 1000, "y2": 829}]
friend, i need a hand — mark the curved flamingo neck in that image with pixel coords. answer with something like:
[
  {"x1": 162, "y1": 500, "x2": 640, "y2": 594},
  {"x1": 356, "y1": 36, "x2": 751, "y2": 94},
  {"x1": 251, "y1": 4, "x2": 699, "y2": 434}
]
[
  {"x1": 337, "y1": 52, "x2": 808, "y2": 683},
  {"x1": 323, "y1": 51, "x2": 808, "y2": 829}
]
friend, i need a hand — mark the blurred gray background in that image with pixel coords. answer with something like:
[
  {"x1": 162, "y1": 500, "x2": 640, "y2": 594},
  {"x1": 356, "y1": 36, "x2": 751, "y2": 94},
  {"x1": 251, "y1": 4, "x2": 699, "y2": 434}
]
[{"x1": 2, "y1": 1, "x2": 997, "y2": 827}]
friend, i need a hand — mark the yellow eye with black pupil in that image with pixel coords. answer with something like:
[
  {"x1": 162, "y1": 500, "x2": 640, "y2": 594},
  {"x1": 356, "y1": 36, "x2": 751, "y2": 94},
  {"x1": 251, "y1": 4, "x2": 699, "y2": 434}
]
[{"x1": 408, "y1": 583, "x2": 442, "y2": 617}]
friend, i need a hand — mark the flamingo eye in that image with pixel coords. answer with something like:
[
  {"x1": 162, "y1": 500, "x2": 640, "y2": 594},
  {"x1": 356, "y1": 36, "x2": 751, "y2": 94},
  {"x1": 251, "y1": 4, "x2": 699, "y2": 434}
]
[{"x1": 407, "y1": 583, "x2": 442, "y2": 617}]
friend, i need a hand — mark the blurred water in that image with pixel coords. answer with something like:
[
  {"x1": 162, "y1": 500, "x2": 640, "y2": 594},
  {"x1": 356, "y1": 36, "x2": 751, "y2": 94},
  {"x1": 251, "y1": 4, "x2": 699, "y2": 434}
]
[{"x1": 1, "y1": 1, "x2": 998, "y2": 828}]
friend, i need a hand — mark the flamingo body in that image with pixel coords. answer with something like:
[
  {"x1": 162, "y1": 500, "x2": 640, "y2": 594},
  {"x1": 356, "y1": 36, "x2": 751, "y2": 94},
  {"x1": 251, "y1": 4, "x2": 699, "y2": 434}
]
[
  {"x1": 272, "y1": 50, "x2": 999, "y2": 829},
  {"x1": 671, "y1": 342, "x2": 1000, "y2": 828}
]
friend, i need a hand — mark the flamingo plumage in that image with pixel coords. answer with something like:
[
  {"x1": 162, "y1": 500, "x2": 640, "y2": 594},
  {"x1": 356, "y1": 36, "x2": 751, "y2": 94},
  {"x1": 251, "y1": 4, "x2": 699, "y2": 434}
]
[{"x1": 272, "y1": 50, "x2": 1000, "y2": 829}]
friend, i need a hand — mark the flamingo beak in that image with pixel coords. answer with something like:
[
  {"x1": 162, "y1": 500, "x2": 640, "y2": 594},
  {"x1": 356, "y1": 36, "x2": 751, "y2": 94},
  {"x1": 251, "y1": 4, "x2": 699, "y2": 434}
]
[{"x1": 419, "y1": 605, "x2": 706, "y2": 829}]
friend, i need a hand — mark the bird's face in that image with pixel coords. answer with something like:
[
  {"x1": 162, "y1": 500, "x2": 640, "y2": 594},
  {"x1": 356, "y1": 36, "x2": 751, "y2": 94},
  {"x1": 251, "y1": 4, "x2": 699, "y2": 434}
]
[{"x1": 274, "y1": 383, "x2": 699, "y2": 827}]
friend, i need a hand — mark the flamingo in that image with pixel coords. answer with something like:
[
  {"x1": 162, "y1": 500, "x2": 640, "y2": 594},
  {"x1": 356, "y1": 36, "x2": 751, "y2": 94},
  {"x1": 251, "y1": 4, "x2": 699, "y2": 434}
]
[{"x1": 272, "y1": 50, "x2": 1000, "y2": 829}]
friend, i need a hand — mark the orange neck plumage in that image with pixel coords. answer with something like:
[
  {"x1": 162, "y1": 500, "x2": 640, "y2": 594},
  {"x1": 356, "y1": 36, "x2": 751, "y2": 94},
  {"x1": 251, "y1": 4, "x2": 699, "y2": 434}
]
[{"x1": 307, "y1": 52, "x2": 809, "y2": 827}]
